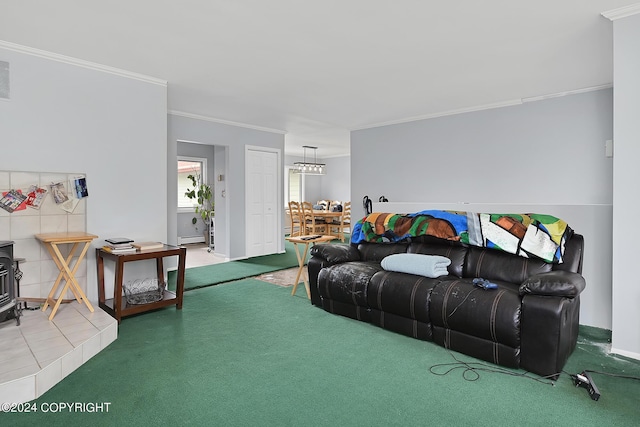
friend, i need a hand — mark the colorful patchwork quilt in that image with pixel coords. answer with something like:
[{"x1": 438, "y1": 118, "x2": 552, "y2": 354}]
[{"x1": 351, "y1": 210, "x2": 572, "y2": 263}]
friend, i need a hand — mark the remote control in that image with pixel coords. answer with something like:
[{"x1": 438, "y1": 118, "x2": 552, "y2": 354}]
[
  {"x1": 300, "y1": 235, "x2": 321, "y2": 240},
  {"x1": 472, "y1": 278, "x2": 498, "y2": 290}
]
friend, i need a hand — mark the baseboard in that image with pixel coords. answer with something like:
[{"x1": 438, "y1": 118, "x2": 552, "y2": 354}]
[
  {"x1": 579, "y1": 325, "x2": 640, "y2": 362},
  {"x1": 178, "y1": 236, "x2": 205, "y2": 244},
  {"x1": 610, "y1": 347, "x2": 640, "y2": 362}
]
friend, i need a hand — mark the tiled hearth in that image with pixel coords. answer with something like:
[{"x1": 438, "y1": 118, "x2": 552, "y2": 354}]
[{"x1": 0, "y1": 303, "x2": 117, "y2": 403}]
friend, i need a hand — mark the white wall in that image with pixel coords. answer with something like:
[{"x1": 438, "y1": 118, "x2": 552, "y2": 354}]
[
  {"x1": 611, "y1": 12, "x2": 640, "y2": 360},
  {"x1": 320, "y1": 156, "x2": 351, "y2": 205},
  {"x1": 0, "y1": 42, "x2": 168, "y2": 302},
  {"x1": 352, "y1": 89, "x2": 614, "y2": 330}
]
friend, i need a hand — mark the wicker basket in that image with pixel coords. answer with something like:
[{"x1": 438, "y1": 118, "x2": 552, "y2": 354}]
[{"x1": 123, "y1": 278, "x2": 165, "y2": 305}]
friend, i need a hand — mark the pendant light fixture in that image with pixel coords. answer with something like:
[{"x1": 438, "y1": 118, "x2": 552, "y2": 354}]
[{"x1": 293, "y1": 145, "x2": 326, "y2": 175}]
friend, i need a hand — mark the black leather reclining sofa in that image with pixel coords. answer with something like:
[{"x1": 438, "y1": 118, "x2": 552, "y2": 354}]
[{"x1": 307, "y1": 233, "x2": 585, "y2": 378}]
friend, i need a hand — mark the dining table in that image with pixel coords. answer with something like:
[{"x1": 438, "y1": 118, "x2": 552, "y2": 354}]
[{"x1": 311, "y1": 209, "x2": 344, "y2": 236}]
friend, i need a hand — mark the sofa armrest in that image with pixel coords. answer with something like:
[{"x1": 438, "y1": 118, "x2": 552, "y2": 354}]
[
  {"x1": 310, "y1": 243, "x2": 360, "y2": 264},
  {"x1": 519, "y1": 271, "x2": 585, "y2": 298},
  {"x1": 308, "y1": 244, "x2": 360, "y2": 307},
  {"x1": 520, "y1": 293, "x2": 581, "y2": 377}
]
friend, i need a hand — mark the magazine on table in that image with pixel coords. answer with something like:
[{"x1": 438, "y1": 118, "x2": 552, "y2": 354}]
[{"x1": 132, "y1": 242, "x2": 164, "y2": 251}]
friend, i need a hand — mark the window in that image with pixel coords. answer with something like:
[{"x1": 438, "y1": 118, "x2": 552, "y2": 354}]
[
  {"x1": 286, "y1": 167, "x2": 304, "y2": 207},
  {"x1": 178, "y1": 157, "x2": 207, "y2": 210}
]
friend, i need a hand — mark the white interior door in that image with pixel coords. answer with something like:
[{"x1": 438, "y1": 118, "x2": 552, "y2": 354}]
[{"x1": 246, "y1": 148, "x2": 279, "y2": 257}]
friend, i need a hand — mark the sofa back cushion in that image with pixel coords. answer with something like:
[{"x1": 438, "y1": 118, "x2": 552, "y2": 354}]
[
  {"x1": 357, "y1": 242, "x2": 408, "y2": 263},
  {"x1": 465, "y1": 246, "x2": 552, "y2": 284},
  {"x1": 407, "y1": 242, "x2": 467, "y2": 278}
]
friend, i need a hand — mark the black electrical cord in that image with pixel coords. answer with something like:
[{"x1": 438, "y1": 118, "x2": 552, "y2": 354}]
[
  {"x1": 583, "y1": 369, "x2": 640, "y2": 381},
  {"x1": 429, "y1": 350, "x2": 557, "y2": 385},
  {"x1": 430, "y1": 352, "x2": 640, "y2": 388}
]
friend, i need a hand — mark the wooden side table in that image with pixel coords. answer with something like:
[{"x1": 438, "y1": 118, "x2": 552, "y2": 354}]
[
  {"x1": 96, "y1": 244, "x2": 186, "y2": 323},
  {"x1": 35, "y1": 232, "x2": 98, "y2": 320},
  {"x1": 285, "y1": 235, "x2": 337, "y2": 298}
]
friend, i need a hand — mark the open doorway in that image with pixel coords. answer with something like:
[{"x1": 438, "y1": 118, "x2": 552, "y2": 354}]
[
  {"x1": 177, "y1": 155, "x2": 209, "y2": 245},
  {"x1": 177, "y1": 141, "x2": 228, "y2": 268}
]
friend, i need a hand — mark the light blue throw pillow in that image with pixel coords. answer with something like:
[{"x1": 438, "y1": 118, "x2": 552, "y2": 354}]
[{"x1": 381, "y1": 253, "x2": 451, "y2": 278}]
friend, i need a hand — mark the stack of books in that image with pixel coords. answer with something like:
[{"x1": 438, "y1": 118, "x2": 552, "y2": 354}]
[{"x1": 103, "y1": 237, "x2": 137, "y2": 254}]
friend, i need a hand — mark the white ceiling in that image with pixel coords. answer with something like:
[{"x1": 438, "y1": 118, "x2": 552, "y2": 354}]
[{"x1": 1, "y1": 1, "x2": 637, "y2": 157}]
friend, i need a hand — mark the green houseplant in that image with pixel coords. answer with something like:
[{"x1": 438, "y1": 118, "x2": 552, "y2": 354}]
[{"x1": 184, "y1": 173, "x2": 214, "y2": 223}]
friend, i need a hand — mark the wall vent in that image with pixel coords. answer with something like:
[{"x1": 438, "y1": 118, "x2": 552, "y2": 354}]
[{"x1": 0, "y1": 61, "x2": 9, "y2": 99}]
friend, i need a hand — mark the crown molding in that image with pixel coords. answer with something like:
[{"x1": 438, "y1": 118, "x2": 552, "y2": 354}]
[
  {"x1": 520, "y1": 84, "x2": 612, "y2": 103},
  {"x1": 351, "y1": 99, "x2": 523, "y2": 131},
  {"x1": 352, "y1": 84, "x2": 612, "y2": 131},
  {"x1": 168, "y1": 110, "x2": 287, "y2": 134},
  {"x1": 321, "y1": 153, "x2": 351, "y2": 159},
  {"x1": 0, "y1": 40, "x2": 167, "y2": 86},
  {"x1": 352, "y1": 100, "x2": 522, "y2": 131},
  {"x1": 602, "y1": 3, "x2": 640, "y2": 20}
]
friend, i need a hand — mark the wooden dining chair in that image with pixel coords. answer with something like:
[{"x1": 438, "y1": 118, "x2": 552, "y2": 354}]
[
  {"x1": 316, "y1": 200, "x2": 330, "y2": 211},
  {"x1": 288, "y1": 201, "x2": 303, "y2": 237},
  {"x1": 301, "y1": 201, "x2": 328, "y2": 235},
  {"x1": 323, "y1": 200, "x2": 341, "y2": 237},
  {"x1": 336, "y1": 201, "x2": 351, "y2": 242}
]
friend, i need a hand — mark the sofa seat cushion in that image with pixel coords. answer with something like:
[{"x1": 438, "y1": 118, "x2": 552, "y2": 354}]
[
  {"x1": 317, "y1": 261, "x2": 383, "y2": 306},
  {"x1": 367, "y1": 271, "x2": 442, "y2": 323},
  {"x1": 429, "y1": 279, "x2": 521, "y2": 348}
]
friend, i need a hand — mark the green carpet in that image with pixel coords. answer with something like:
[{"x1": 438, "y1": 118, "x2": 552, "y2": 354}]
[
  {"x1": 4, "y1": 279, "x2": 639, "y2": 426},
  {"x1": 169, "y1": 239, "x2": 304, "y2": 290},
  {"x1": 171, "y1": 237, "x2": 350, "y2": 291}
]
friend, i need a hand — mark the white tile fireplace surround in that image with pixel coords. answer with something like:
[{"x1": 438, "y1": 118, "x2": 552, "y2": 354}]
[
  {"x1": 0, "y1": 304, "x2": 117, "y2": 404},
  {"x1": 0, "y1": 170, "x2": 90, "y2": 302}
]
